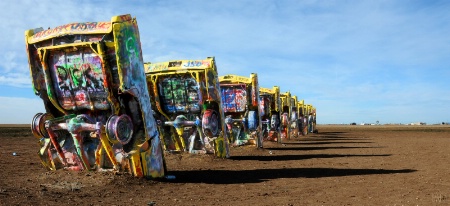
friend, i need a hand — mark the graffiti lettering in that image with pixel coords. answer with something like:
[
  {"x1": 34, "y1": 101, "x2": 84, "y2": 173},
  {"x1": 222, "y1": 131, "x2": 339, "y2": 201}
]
[
  {"x1": 31, "y1": 22, "x2": 112, "y2": 41},
  {"x1": 183, "y1": 60, "x2": 200, "y2": 68},
  {"x1": 126, "y1": 37, "x2": 136, "y2": 54},
  {"x1": 147, "y1": 64, "x2": 168, "y2": 72},
  {"x1": 182, "y1": 60, "x2": 211, "y2": 68},
  {"x1": 168, "y1": 61, "x2": 182, "y2": 67},
  {"x1": 146, "y1": 60, "x2": 211, "y2": 72}
]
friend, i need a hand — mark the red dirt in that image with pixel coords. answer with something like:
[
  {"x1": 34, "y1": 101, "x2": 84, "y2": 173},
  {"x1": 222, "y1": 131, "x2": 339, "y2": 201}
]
[{"x1": 1, "y1": 125, "x2": 450, "y2": 205}]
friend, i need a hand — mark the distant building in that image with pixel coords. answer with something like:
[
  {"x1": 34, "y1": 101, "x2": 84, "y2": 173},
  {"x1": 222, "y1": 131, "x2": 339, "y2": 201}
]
[{"x1": 410, "y1": 122, "x2": 426, "y2": 125}]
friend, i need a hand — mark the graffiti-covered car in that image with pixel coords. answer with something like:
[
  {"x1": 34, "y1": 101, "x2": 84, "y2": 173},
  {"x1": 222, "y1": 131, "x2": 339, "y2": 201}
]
[
  {"x1": 25, "y1": 14, "x2": 166, "y2": 178},
  {"x1": 311, "y1": 106, "x2": 317, "y2": 133},
  {"x1": 279, "y1": 91, "x2": 292, "y2": 140},
  {"x1": 298, "y1": 99, "x2": 307, "y2": 135},
  {"x1": 304, "y1": 104, "x2": 317, "y2": 134},
  {"x1": 290, "y1": 95, "x2": 299, "y2": 138},
  {"x1": 259, "y1": 86, "x2": 281, "y2": 143},
  {"x1": 144, "y1": 57, "x2": 230, "y2": 158},
  {"x1": 218, "y1": 73, "x2": 262, "y2": 147}
]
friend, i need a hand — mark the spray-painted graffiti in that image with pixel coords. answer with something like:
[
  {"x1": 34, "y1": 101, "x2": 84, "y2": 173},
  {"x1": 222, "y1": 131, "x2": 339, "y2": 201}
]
[
  {"x1": 115, "y1": 22, "x2": 141, "y2": 89},
  {"x1": 221, "y1": 86, "x2": 247, "y2": 112},
  {"x1": 251, "y1": 86, "x2": 257, "y2": 107},
  {"x1": 112, "y1": 18, "x2": 164, "y2": 176},
  {"x1": 159, "y1": 77, "x2": 201, "y2": 113},
  {"x1": 145, "y1": 60, "x2": 211, "y2": 72},
  {"x1": 105, "y1": 47, "x2": 120, "y2": 87},
  {"x1": 207, "y1": 70, "x2": 220, "y2": 100},
  {"x1": 146, "y1": 57, "x2": 229, "y2": 157},
  {"x1": 259, "y1": 96, "x2": 269, "y2": 117},
  {"x1": 182, "y1": 60, "x2": 211, "y2": 68},
  {"x1": 50, "y1": 48, "x2": 108, "y2": 110},
  {"x1": 29, "y1": 49, "x2": 46, "y2": 93},
  {"x1": 31, "y1": 22, "x2": 112, "y2": 42},
  {"x1": 115, "y1": 21, "x2": 159, "y2": 141},
  {"x1": 251, "y1": 75, "x2": 259, "y2": 107},
  {"x1": 146, "y1": 63, "x2": 169, "y2": 72},
  {"x1": 26, "y1": 14, "x2": 167, "y2": 179}
]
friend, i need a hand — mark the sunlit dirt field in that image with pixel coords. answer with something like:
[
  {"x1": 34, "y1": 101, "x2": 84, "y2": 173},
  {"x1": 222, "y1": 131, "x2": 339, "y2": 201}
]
[{"x1": 1, "y1": 124, "x2": 450, "y2": 205}]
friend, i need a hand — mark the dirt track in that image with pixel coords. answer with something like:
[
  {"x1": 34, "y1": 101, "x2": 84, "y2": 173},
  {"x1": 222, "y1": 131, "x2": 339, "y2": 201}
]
[{"x1": 1, "y1": 125, "x2": 450, "y2": 205}]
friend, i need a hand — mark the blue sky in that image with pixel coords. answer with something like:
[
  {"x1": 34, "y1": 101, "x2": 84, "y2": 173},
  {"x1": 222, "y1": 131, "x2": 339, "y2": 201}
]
[{"x1": 1, "y1": 0, "x2": 449, "y2": 124}]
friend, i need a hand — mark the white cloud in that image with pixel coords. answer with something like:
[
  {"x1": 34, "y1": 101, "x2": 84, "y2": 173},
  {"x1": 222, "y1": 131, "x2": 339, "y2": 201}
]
[
  {"x1": 0, "y1": 73, "x2": 31, "y2": 88},
  {"x1": 0, "y1": 0, "x2": 449, "y2": 124}
]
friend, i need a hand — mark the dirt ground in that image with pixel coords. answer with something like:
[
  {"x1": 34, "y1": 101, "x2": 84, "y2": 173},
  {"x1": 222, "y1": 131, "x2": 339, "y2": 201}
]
[{"x1": 1, "y1": 124, "x2": 450, "y2": 206}]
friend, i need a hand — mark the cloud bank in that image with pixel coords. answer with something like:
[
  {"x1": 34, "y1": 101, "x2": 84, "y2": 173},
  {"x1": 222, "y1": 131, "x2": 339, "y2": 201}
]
[{"x1": 1, "y1": 0, "x2": 449, "y2": 124}]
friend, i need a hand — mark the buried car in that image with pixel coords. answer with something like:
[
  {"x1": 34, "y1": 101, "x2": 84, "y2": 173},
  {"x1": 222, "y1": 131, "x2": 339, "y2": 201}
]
[
  {"x1": 259, "y1": 86, "x2": 281, "y2": 143},
  {"x1": 25, "y1": 14, "x2": 166, "y2": 178},
  {"x1": 289, "y1": 95, "x2": 299, "y2": 138},
  {"x1": 144, "y1": 57, "x2": 230, "y2": 158},
  {"x1": 219, "y1": 73, "x2": 263, "y2": 147},
  {"x1": 279, "y1": 91, "x2": 292, "y2": 140}
]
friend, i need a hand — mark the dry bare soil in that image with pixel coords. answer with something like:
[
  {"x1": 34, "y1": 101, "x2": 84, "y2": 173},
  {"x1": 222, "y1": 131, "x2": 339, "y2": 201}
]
[{"x1": 1, "y1": 125, "x2": 450, "y2": 206}]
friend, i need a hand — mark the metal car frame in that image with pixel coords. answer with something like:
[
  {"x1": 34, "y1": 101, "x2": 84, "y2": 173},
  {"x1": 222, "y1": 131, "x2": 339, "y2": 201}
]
[
  {"x1": 290, "y1": 95, "x2": 299, "y2": 138},
  {"x1": 218, "y1": 73, "x2": 262, "y2": 148},
  {"x1": 144, "y1": 57, "x2": 230, "y2": 158},
  {"x1": 311, "y1": 106, "x2": 317, "y2": 133},
  {"x1": 279, "y1": 91, "x2": 292, "y2": 140},
  {"x1": 25, "y1": 14, "x2": 166, "y2": 178},
  {"x1": 297, "y1": 100, "x2": 306, "y2": 135},
  {"x1": 259, "y1": 86, "x2": 281, "y2": 143}
]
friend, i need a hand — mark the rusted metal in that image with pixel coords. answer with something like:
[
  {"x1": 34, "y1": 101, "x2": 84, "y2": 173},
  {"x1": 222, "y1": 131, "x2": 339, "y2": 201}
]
[
  {"x1": 218, "y1": 73, "x2": 263, "y2": 148},
  {"x1": 25, "y1": 14, "x2": 166, "y2": 178},
  {"x1": 145, "y1": 58, "x2": 230, "y2": 158}
]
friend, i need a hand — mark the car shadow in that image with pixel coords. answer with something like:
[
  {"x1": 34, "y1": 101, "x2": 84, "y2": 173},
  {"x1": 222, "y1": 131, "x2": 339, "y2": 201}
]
[
  {"x1": 295, "y1": 138, "x2": 370, "y2": 141},
  {"x1": 315, "y1": 131, "x2": 347, "y2": 134},
  {"x1": 166, "y1": 167, "x2": 416, "y2": 184},
  {"x1": 306, "y1": 135, "x2": 366, "y2": 139},
  {"x1": 265, "y1": 146, "x2": 384, "y2": 151},
  {"x1": 229, "y1": 154, "x2": 391, "y2": 161},
  {"x1": 282, "y1": 141, "x2": 374, "y2": 145}
]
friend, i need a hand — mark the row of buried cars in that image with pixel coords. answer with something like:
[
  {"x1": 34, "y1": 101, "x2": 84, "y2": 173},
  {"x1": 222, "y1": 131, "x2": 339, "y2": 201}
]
[{"x1": 24, "y1": 14, "x2": 316, "y2": 179}]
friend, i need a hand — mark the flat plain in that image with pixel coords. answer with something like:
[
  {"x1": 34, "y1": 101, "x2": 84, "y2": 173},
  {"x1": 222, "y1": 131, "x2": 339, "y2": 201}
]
[{"x1": 1, "y1": 124, "x2": 450, "y2": 205}]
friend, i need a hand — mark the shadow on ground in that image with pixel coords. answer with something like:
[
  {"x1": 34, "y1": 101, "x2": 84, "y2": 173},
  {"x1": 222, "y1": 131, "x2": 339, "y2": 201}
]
[
  {"x1": 230, "y1": 154, "x2": 391, "y2": 161},
  {"x1": 266, "y1": 146, "x2": 384, "y2": 151},
  {"x1": 283, "y1": 141, "x2": 374, "y2": 145},
  {"x1": 167, "y1": 167, "x2": 416, "y2": 184}
]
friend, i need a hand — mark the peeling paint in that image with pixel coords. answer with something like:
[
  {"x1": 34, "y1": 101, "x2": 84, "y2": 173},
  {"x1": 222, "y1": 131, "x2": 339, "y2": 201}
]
[{"x1": 25, "y1": 14, "x2": 166, "y2": 178}]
